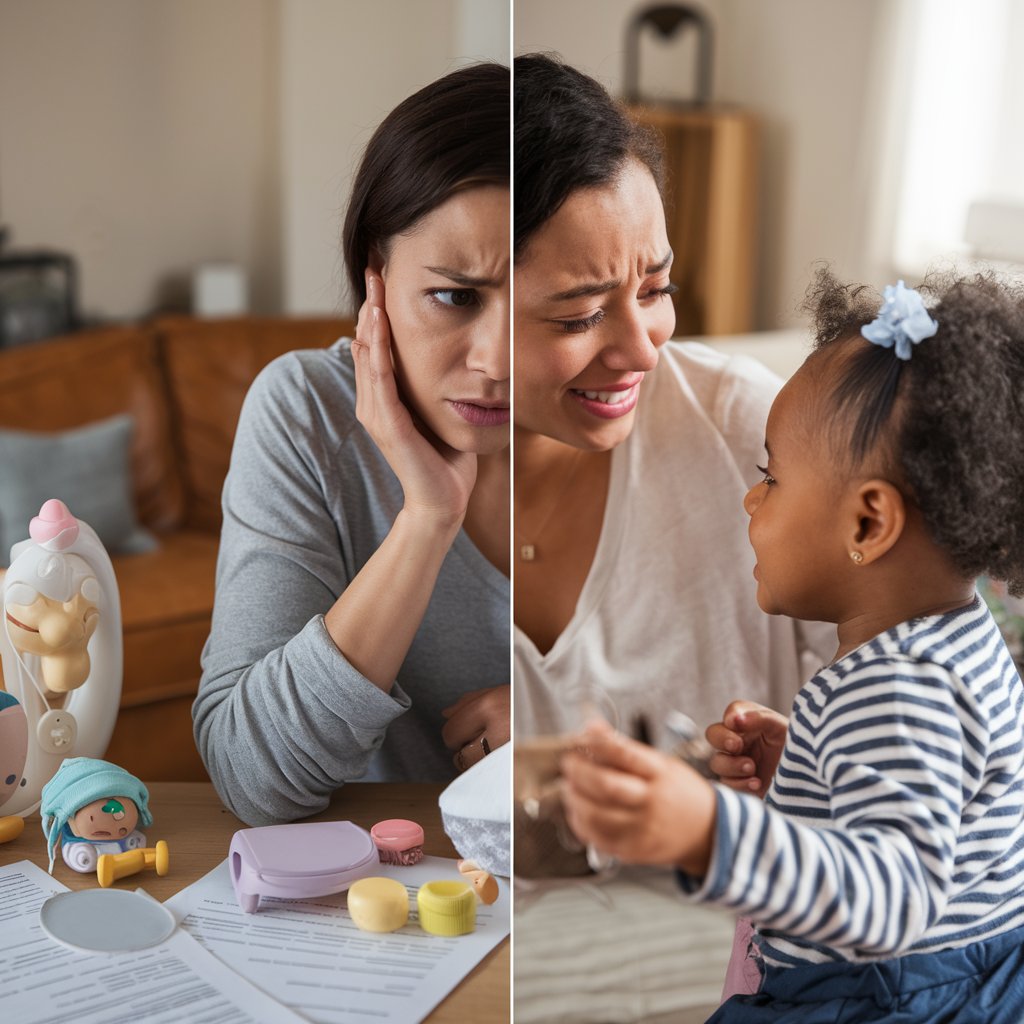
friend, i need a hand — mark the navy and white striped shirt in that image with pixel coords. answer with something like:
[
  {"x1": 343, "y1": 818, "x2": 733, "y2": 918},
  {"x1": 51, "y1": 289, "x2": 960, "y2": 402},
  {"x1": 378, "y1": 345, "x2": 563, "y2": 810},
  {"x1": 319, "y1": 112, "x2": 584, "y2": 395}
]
[{"x1": 681, "y1": 595, "x2": 1024, "y2": 967}]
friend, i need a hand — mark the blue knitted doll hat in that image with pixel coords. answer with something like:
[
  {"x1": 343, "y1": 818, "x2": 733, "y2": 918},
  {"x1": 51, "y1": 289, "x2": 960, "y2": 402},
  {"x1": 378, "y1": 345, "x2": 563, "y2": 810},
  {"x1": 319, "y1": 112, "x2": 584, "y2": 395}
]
[{"x1": 40, "y1": 757, "x2": 152, "y2": 872}]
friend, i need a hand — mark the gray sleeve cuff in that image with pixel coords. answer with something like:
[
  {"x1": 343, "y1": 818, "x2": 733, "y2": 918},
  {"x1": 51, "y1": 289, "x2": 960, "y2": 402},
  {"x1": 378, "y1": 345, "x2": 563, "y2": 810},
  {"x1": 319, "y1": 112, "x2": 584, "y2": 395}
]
[{"x1": 197, "y1": 615, "x2": 414, "y2": 826}]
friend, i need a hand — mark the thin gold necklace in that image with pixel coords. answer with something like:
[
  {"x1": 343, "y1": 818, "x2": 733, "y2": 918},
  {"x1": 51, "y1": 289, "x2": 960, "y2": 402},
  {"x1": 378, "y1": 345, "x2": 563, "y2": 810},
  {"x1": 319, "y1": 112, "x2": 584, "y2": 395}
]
[{"x1": 513, "y1": 450, "x2": 584, "y2": 562}]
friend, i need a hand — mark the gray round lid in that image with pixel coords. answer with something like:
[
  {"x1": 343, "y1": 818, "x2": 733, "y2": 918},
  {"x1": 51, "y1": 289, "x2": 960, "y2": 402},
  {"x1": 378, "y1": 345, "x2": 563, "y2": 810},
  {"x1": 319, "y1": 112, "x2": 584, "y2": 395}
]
[{"x1": 40, "y1": 889, "x2": 176, "y2": 953}]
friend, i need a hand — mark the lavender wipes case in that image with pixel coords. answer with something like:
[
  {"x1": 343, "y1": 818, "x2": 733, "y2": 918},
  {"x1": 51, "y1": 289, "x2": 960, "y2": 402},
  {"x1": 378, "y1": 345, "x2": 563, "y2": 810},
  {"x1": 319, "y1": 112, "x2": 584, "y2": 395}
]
[{"x1": 229, "y1": 820, "x2": 378, "y2": 913}]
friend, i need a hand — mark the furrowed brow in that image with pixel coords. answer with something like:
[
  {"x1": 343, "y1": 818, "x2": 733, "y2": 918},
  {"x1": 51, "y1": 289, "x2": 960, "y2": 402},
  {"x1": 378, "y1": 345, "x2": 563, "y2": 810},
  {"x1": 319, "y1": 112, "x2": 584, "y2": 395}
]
[
  {"x1": 425, "y1": 266, "x2": 501, "y2": 288},
  {"x1": 546, "y1": 250, "x2": 674, "y2": 302},
  {"x1": 546, "y1": 278, "x2": 621, "y2": 302},
  {"x1": 646, "y1": 250, "x2": 673, "y2": 275}
]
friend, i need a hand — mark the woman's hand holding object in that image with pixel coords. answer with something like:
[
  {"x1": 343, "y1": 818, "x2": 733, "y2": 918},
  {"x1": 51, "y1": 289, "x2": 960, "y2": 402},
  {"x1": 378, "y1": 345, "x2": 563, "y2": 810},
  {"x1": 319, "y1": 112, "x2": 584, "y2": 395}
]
[{"x1": 352, "y1": 270, "x2": 477, "y2": 527}]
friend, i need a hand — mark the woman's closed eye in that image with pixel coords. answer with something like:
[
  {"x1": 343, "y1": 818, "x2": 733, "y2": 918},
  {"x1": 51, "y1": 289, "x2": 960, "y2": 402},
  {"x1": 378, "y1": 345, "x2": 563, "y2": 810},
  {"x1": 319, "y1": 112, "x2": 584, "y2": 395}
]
[
  {"x1": 555, "y1": 309, "x2": 606, "y2": 334},
  {"x1": 427, "y1": 287, "x2": 479, "y2": 310},
  {"x1": 641, "y1": 282, "x2": 678, "y2": 302},
  {"x1": 755, "y1": 464, "x2": 776, "y2": 486},
  {"x1": 554, "y1": 282, "x2": 675, "y2": 333}
]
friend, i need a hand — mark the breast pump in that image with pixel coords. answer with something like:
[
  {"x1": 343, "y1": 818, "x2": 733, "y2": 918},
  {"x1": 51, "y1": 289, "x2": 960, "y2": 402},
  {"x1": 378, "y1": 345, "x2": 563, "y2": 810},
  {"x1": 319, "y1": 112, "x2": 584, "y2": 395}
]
[{"x1": 0, "y1": 499, "x2": 122, "y2": 816}]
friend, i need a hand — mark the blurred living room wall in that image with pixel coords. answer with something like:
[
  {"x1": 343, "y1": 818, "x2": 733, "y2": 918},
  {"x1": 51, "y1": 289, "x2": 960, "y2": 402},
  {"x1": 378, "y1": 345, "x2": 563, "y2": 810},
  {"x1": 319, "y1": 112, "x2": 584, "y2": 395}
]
[
  {"x1": 516, "y1": 0, "x2": 1024, "y2": 331},
  {"x1": 0, "y1": 0, "x2": 509, "y2": 324}
]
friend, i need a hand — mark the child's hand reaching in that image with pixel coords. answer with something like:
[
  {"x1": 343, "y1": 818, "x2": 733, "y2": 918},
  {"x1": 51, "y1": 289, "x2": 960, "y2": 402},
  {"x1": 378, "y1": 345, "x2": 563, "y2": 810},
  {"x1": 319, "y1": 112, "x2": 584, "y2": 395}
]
[
  {"x1": 705, "y1": 701, "x2": 789, "y2": 799},
  {"x1": 560, "y1": 719, "x2": 717, "y2": 876}
]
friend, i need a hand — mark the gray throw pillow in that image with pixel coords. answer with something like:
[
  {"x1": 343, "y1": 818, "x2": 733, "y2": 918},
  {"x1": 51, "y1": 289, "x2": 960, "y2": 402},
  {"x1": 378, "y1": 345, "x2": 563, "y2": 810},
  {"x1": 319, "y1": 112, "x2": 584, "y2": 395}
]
[{"x1": 0, "y1": 414, "x2": 157, "y2": 563}]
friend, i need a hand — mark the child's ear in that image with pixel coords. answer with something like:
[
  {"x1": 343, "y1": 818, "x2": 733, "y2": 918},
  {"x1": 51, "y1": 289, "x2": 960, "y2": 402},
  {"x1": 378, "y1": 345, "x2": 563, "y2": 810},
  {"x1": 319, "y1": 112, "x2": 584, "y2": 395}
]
[{"x1": 849, "y1": 480, "x2": 906, "y2": 565}]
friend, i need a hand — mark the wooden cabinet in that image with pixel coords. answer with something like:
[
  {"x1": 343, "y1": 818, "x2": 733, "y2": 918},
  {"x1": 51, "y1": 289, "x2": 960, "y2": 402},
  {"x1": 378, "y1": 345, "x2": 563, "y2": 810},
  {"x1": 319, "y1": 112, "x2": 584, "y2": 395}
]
[{"x1": 628, "y1": 104, "x2": 758, "y2": 336}]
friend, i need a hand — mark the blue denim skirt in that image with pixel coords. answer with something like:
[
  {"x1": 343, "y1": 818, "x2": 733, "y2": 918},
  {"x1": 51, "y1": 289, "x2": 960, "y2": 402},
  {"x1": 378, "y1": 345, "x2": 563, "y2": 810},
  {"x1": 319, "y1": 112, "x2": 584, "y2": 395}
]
[{"x1": 707, "y1": 924, "x2": 1024, "y2": 1023}]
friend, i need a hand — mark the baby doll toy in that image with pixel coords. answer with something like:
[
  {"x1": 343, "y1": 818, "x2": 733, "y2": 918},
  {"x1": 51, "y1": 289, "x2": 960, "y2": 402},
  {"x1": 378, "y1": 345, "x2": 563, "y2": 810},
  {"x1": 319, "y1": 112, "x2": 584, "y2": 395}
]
[{"x1": 40, "y1": 757, "x2": 168, "y2": 886}]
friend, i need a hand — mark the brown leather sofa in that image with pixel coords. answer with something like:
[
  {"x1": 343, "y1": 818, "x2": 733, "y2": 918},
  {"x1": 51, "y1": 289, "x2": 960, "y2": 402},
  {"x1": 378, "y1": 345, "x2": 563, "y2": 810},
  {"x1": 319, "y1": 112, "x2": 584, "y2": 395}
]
[{"x1": 0, "y1": 316, "x2": 352, "y2": 780}]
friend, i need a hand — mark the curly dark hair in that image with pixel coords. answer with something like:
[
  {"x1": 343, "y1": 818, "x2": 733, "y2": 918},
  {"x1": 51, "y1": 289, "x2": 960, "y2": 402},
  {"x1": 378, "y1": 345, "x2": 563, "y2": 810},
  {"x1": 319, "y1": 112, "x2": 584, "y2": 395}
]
[
  {"x1": 514, "y1": 53, "x2": 665, "y2": 259},
  {"x1": 802, "y1": 265, "x2": 1024, "y2": 595}
]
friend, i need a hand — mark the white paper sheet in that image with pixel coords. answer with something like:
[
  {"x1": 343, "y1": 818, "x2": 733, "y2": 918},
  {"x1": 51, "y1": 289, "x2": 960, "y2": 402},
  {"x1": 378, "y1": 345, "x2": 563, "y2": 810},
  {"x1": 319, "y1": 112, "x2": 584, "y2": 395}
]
[
  {"x1": 0, "y1": 860, "x2": 307, "y2": 1024},
  {"x1": 166, "y1": 856, "x2": 510, "y2": 1024}
]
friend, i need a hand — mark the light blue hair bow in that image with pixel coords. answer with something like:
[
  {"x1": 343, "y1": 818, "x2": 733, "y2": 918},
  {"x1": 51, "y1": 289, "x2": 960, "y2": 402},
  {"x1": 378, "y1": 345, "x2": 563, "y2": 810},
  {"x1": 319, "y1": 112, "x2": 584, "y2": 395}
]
[{"x1": 860, "y1": 280, "x2": 938, "y2": 360}]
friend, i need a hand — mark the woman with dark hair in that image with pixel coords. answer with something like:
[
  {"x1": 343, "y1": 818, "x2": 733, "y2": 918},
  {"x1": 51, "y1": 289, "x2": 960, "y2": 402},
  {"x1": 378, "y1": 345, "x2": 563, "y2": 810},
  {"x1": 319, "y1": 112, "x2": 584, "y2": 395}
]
[
  {"x1": 194, "y1": 63, "x2": 510, "y2": 826},
  {"x1": 514, "y1": 52, "x2": 826, "y2": 756},
  {"x1": 513, "y1": 54, "x2": 830, "y2": 1022}
]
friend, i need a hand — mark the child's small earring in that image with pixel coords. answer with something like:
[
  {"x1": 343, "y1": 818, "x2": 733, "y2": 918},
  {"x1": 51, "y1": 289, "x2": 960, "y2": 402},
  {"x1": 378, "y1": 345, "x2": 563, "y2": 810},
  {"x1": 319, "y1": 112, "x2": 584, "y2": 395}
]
[{"x1": 849, "y1": 551, "x2": 864, "y2": 564}]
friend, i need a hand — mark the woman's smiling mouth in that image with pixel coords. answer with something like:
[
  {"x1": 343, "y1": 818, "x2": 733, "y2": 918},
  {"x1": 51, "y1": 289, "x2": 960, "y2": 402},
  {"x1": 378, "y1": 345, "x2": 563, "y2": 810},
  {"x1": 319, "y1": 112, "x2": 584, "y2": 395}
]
[{"x1": 569, "y1": 377, "x2": 643, "y2": 419}]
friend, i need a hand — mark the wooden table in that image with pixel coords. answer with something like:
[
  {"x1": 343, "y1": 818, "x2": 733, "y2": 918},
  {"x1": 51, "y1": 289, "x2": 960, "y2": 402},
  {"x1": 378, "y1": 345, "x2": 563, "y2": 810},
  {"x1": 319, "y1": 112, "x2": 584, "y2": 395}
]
[{"x1": 0, "y1": 782, "x2": 509, "y2": 1023}]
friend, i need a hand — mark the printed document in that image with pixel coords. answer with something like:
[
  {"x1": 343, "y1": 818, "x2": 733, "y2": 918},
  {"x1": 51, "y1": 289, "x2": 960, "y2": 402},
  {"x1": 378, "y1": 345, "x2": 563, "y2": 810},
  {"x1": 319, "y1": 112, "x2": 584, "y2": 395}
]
[
  {"x1": 0, "y1": 860, "x2": 307, "y2": 1024},
  {"x1": 167, "y1": 855, "x2": 510, "y2": 1023}
]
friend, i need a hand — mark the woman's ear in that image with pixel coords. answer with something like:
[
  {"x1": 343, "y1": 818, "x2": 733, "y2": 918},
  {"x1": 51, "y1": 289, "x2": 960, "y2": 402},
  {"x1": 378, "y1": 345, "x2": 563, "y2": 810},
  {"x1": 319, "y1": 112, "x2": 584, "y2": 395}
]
[
  {"x1": 849, "y1": 480, "x2": 906, "y2": 565},
  {"x1": 367, "y1": 247, "x2": 385, "y2": 277}
]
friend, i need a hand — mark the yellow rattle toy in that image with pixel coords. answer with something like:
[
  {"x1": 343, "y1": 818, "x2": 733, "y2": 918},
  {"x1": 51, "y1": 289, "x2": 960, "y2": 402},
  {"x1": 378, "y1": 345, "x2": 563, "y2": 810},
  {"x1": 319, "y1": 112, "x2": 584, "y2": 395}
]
[
  {"x1": 97, "y1": 841, "x2": 170, "y2": 888},
  {"x1": 0, "y1": 815, "x2": 25, "y2": 844}
]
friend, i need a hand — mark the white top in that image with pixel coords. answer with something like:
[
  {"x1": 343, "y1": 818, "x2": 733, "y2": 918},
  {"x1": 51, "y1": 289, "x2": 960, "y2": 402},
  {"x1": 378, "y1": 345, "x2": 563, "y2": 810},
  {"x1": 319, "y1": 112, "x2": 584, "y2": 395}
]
[{"x1": 515, "y1": 341, "x2": 834, "y2": 743}]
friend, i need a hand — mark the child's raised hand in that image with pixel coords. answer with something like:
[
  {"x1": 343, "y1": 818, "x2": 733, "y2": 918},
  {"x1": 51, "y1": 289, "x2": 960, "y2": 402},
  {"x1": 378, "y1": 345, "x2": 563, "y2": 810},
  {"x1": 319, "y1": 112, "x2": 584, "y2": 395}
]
[
  {"x1": 560, "y1": 719, "x2": 716, "y2": 876},
  {"x1": 705, "y1": 701, "x2": 789, "y2": 799}
]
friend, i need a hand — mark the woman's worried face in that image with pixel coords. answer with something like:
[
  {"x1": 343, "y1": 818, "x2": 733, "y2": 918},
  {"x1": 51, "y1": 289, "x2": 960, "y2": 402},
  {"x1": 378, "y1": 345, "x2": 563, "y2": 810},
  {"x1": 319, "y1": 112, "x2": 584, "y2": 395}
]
[{"x1": 378, "y1": 185, "x2": 510, "y2": 455}]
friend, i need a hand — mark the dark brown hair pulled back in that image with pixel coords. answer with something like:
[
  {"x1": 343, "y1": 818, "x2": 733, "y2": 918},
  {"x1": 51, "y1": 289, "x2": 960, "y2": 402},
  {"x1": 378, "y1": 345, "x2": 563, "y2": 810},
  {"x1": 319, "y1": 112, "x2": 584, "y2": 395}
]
[
  {"x1": 513, "y1": 53, "x2": 665, "y2": 260},
  {"x1": 342, "y1": 62, "x2": 510, "y2": 307}
]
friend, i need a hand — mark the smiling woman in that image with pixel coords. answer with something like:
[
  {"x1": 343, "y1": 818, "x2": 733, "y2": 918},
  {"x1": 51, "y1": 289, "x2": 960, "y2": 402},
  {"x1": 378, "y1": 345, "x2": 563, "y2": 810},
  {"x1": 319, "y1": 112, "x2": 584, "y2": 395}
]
[
  {"x1": 193, "y1": 63, "x2": 510, "y2": 827},
  {"x1": 512, "y1": 54, "x2": 834, "y2": 1024},
  {"x1": 511, "y1": 56, "x2": 828, "y2": 711}
]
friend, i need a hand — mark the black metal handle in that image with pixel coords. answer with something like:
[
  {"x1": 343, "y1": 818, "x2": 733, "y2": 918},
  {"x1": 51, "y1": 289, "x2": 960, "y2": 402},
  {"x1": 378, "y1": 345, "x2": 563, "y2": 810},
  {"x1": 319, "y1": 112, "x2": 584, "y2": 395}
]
[{"x1": 624, "y1": 3, "x2": 714, "y2": 106}]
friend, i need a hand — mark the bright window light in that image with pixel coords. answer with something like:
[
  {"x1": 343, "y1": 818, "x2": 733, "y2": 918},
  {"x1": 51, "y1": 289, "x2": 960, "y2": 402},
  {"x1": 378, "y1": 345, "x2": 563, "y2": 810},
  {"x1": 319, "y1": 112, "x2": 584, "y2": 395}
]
[{"x1": 892, "y1": 0, "x2": 1010, "y2": 274}]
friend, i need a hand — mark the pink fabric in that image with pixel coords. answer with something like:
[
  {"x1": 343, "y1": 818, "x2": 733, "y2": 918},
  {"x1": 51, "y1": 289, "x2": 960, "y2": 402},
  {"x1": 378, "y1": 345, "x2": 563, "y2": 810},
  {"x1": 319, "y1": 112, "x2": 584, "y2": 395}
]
[{"x1": 721, "y1": 916, "x2": 762, "y2": 1003}]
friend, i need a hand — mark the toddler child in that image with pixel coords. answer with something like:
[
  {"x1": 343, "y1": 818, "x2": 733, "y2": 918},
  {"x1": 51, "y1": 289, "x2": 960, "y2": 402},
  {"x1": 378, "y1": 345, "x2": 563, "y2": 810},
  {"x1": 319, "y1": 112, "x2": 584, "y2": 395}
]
[{"x1": 561, "y1": 270, "x2": 1024, "y2": 1022}]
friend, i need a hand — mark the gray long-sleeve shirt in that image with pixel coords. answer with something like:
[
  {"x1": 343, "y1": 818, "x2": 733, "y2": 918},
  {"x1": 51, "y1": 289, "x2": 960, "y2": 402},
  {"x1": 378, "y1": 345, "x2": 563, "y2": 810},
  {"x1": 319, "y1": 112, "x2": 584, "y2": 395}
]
[{"x1": 192, "y1": 340, "x2": 510, "y2": 825}]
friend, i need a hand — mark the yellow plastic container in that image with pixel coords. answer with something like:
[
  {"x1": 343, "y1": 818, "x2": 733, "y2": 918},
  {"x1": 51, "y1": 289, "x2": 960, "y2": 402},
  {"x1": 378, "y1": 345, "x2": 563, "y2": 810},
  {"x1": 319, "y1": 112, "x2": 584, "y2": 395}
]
[
  {"x1": 416, "y1": 880, "x2": 476, "y2": 936},
  {"x1": 347, "y1": 877, "x2": 410, "y2": 933}
]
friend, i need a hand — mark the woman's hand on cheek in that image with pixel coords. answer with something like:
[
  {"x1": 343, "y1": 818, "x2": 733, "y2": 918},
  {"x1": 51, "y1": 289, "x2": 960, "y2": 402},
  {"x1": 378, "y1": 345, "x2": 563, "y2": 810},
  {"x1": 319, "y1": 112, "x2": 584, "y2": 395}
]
[
  {"x1": 706, "y1": 700, "x2": 788, "y2": 799},
  {"x1": 441, "y1": 684, "x2": 510, "y2": 772},
  {"x1": 560, "y1": 720, "x2": 716, "y2": 876},
  {"x1": 353, "y1": 269, "x2": 477, "y2": 527}
]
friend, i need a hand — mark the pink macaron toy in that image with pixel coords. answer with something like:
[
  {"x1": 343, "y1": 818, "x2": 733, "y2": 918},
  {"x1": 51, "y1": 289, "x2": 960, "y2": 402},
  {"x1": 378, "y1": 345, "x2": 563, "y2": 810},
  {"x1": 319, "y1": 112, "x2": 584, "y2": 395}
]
[{"x1": 370, "y1": 819, "x2": 425, "y2": 865}]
